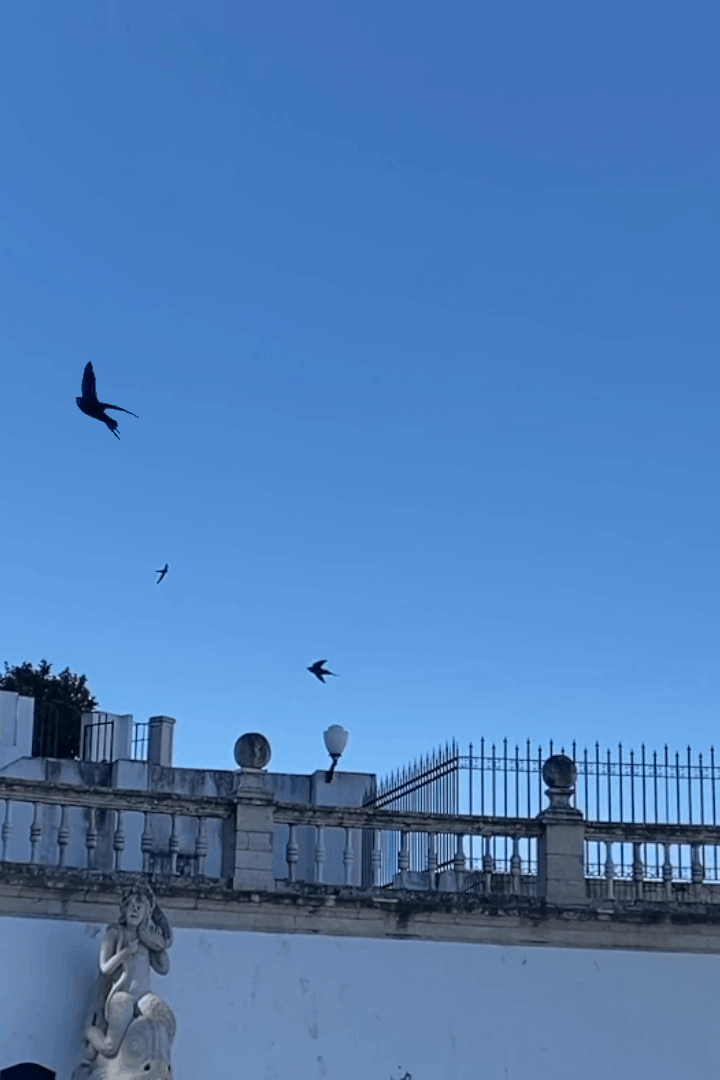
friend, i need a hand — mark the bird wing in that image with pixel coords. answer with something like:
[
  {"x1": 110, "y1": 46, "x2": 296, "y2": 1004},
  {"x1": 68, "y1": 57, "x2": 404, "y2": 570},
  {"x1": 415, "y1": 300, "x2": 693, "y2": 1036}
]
[
  {"x1": 81, "y1": 362, "x2": 97, "y2": 400},
  {"x1": 315, "y1": 660, "x2": 327, "y2": 667},
  {"x1": 101, "y1": 403, "x2": 139, "y2": 417}
]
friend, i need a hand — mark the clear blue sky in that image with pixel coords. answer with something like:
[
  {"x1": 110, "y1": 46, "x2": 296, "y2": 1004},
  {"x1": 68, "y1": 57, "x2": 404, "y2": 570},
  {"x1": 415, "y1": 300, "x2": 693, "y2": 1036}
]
[{"x1": 1, "y1": 1, "x2": 719, "y2": 780}]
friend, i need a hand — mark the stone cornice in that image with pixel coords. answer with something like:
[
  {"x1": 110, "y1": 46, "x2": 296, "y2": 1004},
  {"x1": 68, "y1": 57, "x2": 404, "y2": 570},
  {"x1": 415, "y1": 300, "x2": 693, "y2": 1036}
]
[{"x1": 2, "y1": 864, "x2": 720, "y2": 954}]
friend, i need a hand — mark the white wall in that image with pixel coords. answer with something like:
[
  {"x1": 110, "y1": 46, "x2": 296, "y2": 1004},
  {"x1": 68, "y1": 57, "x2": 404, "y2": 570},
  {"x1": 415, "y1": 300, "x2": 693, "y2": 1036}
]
[
  {"x1": 0, "y1": 691, "x2": 33, "y2": 770},
  {"x1": 1, "y1": 915, "x2": 719, "y2": 1080}
]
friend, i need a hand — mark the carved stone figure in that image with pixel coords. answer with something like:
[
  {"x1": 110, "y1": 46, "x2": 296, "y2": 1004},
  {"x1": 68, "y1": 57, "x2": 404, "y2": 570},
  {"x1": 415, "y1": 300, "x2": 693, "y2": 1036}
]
[{"x1": 73, "y1": 885, "x2": 175, "y2": 1080}]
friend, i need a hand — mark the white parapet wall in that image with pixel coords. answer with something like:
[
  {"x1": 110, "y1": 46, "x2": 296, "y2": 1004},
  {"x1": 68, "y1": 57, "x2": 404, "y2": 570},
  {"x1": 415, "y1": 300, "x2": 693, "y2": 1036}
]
[
  {"x1": 0, "y1": 691, "x2": 34, "y2": 770},
  {"x1": 1, "y1": 912, "x2": 719, "y2": 1080}
]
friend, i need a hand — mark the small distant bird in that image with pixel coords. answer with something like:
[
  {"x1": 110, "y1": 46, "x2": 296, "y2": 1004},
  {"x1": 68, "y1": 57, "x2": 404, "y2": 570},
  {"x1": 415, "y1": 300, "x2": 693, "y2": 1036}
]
[
  {"x1": 76, "y1": 361, "x2": 138, "y2": 439},
  {"x1": 156, "y1": 564, "x2": 169, "y2": 585},
  {"x1": 307, "y1": 660, "x2": 336, "y2": 683}
]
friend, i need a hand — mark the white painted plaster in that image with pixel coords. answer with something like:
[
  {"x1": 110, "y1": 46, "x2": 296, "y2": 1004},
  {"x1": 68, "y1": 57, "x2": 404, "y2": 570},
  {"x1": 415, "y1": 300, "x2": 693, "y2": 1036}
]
[{"x1": 1, "y1": 915, "x2": 718, "y2": 1079}]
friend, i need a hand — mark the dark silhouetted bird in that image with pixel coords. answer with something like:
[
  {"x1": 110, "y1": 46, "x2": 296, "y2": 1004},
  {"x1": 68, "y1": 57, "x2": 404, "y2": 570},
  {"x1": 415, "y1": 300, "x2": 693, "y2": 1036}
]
[
  {"x1": 307, "y1": 660, "x2": 336, "y2": 683},
  {"x1": 76, "y1": 361, "x2": 138, "y2": 439},
  {"x1": 156, "y1": 564, "x2": 169, "y2": 584}
]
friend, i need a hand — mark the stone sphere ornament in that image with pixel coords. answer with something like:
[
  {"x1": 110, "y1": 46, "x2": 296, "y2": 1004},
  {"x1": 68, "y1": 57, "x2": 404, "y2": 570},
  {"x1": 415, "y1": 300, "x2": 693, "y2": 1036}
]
[
  {"x1": 542, "y1": 754, "x2": 577, "y2": 791},
  {"x1": 234, "y1": 732, "x2": 272, "y2": 770},
  {"x1": 541, "y1": 754, "x2": 581, "y2": 816}
]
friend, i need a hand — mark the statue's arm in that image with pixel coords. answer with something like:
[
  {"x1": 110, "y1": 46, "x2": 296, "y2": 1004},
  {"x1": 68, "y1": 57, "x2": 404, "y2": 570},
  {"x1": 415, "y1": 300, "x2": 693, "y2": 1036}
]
[{"x1": 98, "y1": 928, "x2": 133, "y2": 977}]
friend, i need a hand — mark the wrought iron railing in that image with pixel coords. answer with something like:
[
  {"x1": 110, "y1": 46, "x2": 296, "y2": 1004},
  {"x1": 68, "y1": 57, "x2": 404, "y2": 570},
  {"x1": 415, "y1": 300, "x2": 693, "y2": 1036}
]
[
  {"x1": 364, "y1": 740, "x2": 460, "y2": 881},
  {"x1": 81, "y1": 715, "x2": 115, "y2": 762},
  {"x1": 31, "y1": 700, "x2": 82, "y2": 759},
  {"x1": 78, "y1": 716, "x2": 150, "y2": 763},
  {"x1": 132, "y1": 721, "x2": 149, "y2": 761},
  {"x1": 375, "y1": 737, "x2": 720, "y2": 827}
]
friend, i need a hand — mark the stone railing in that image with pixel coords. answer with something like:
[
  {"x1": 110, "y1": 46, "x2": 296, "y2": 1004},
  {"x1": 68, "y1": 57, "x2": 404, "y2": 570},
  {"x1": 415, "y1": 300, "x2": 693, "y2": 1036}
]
[
  {"x1": 3, "y1": 757, "x2": 720, "y2": 906},
  {"x1": 0, "y1": 776, "x2": 232, "y2": 880},
  {"x1": 273, "y1": 803, "x2": 542, "y2": 894},
  {"x1": 584, "y1": 821, "x2": 720, "y2": 903}
]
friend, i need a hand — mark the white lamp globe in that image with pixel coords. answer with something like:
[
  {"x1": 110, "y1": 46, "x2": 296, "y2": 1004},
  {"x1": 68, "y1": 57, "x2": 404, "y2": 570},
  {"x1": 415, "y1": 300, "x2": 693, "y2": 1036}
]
[{"x1": 323, "y1": 725, "x2": 349, "y2": 759}]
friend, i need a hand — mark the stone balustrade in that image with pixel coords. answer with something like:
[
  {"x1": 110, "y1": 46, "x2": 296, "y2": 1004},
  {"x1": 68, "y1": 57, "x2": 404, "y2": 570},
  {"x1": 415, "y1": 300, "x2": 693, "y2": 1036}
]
[
  {"x1": 0, "y1": 776, "x2": 231, "y2": 880},
  {"x1": 3, "y1": 769, "x2": 720, "y2": 908}
]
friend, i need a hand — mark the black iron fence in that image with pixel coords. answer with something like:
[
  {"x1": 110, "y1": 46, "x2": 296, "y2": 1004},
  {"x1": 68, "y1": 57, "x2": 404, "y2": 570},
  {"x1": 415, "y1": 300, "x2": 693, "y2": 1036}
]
[
  {"x1": 364, "y1": 740, "x2": 461, "y2": 882},
  {"x1": 35, "y1": 711, "x2": 151, "y2": 764},
  {"x1": 31, "y1": 700, "x2": 82, "y2": 759},
  {"x1": 467, "y1": 738, "x2": 720, "y2": 826},
  {"x1": 369, "y1": 736, "x2": 720, "y2": 881},
  {"x1": 132, "y1": 721, "x2": 149, "y2": 761},
  {"x1": 81, "y1": 714, "x2": 115, "y2": 762},
  {"x1": 375, "y1": 737, "x2": 720, "y2": 826}
]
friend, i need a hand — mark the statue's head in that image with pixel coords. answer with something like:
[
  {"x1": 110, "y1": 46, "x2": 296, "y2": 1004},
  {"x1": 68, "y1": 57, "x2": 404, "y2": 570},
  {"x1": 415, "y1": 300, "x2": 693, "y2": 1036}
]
[
  {"x1": 117, "y1": 884, "x2": 173, "y2": 954},
  {"x1": 119, "y1": 886, "x2": 154, "y2": 929}
]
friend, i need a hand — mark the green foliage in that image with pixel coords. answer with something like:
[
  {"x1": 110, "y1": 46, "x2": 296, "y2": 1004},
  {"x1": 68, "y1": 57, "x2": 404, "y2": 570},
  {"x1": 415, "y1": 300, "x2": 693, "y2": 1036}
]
[{"x1": 0, "y1": 659, "x2": 97, "y2": 711}]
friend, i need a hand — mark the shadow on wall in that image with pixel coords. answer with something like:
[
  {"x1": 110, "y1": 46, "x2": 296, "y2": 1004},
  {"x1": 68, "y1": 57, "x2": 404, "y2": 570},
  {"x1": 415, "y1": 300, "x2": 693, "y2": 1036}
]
[{"x1": 1, "y1": 1068, "x2": 56, "y2": 1080}]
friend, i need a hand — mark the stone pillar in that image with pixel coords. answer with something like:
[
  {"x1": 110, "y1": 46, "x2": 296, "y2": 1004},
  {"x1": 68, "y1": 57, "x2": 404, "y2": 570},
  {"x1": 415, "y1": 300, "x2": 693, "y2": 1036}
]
[
  {"x1": 232, "y1": 770, "x2": 276, "y2": 891},
  {"x1": 536, "y1": 754, "x2": 587, "y2": 906},
  {"x1": 112, "y1": 714, "x2": 133, "y2": 760},
  {"x1": 147, "y1": 715, "x2": 175, "y2": 766}
]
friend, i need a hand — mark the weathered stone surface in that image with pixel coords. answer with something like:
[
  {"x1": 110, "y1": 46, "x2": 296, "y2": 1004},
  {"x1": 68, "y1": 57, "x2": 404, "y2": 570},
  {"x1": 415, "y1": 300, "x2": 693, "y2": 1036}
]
[{"x1": 4, "y1": 864, "x2": 720, "y2": 954}]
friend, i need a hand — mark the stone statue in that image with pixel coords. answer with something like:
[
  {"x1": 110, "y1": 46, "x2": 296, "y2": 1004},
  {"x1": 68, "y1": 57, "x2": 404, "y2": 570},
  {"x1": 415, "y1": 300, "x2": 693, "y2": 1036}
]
[{"x1": 73, "y1": 885, "x2": 175, "y2": 1080}]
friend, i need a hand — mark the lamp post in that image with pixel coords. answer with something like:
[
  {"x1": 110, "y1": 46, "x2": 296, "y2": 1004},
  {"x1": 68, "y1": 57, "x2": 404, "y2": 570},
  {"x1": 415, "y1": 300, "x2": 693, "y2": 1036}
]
[{"x1": 324, "y1": 725, "x2": 349, "y2": 782}]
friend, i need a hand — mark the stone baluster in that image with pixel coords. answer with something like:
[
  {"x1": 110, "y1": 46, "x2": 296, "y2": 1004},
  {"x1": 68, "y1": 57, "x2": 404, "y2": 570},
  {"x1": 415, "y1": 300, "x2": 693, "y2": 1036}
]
[
  {"x1": 141, "y1": 812, "x2": 153, "y2": 873},
  {"x1": 285, "y1": 824, "x2": 299, "y2": 882},
  {"x1": 113, "y1": 810, "x2": 125, "y2": 871},
  {"x1": 632, "y1": 842, "x2": 644, "y2": 900},
  {"x1": 453, "y1": 834, "x2": 466, "y2": 875},
  {"x1": 85, "y1": 808, "x2": 98, "y2": 870},
  {"x1": 169, "y1": 814, "x2": 179, "y2": 875},
  {"x1": 29, "y1": 802, "x2": 42, "y2": 864},
  {"x1": 370, "y1": 829, "x2": 381, "y2": 887},
  {"x1": 427, "y1": 832, "x2": 438, "y2": 891},
  {"x1": 313, "y1": 825, "x2": 325, "y2": 884},
  {"x1": 343, "y1": 827, "x2": 354, "y2": 886},
  {"x1": 604, "y1": 842, "x2": 615, "y2": 900},
  {"x1": 57, "y1": 805, "x2": 70, "y2": 867},
  {"x1": 510, "y1": 837, "x2": 522, "y2": 895},
  {"x1": 482, "y1": 837, "x2": 495, "y2": 895},
  {"x1": 662, "y1": 843, "x2": 673, "y2": 901},
  {"x1": 1, "y1": 800, "x2": 12, "y2": 861},
  {"x1": 398, "y1": 831, "x2": 409, "y2": 887},
  {"x1": 691, "y1": 844, "x2": 704, "y2": 898},
  {"x1": 195, "y1": 817, "x2": 208, "y2": 877}
]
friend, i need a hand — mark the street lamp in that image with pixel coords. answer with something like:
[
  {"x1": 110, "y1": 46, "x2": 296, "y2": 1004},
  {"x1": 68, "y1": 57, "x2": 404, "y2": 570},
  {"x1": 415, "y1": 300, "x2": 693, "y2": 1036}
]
[{"x1": 324, "y1": 725, "x2": 349, "y2": 782}]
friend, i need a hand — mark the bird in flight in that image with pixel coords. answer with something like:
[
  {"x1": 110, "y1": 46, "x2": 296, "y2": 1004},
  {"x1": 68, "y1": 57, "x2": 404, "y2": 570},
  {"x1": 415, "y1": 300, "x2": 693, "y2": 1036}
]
[
  {"x1": 156, "y1": 564, "x2": 169, "y2": 585},
  {"x1": 76, "y1": 361, "x2": 138, "y2": 439},
  {"x1": 307, "y1": 660, "x2": 336, "y2": 683}
]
